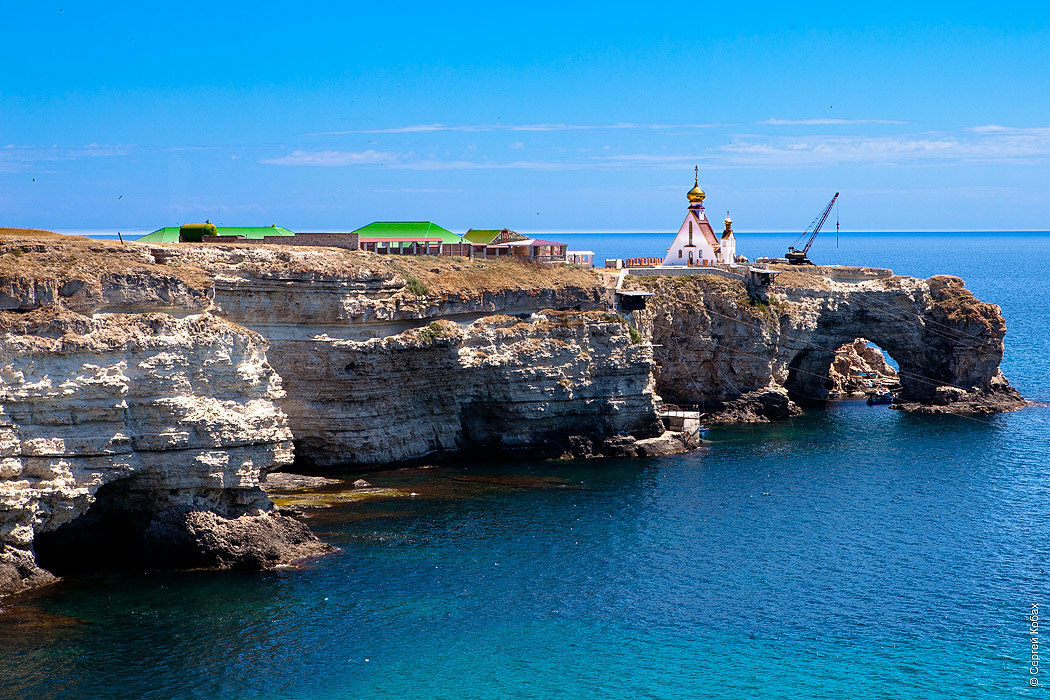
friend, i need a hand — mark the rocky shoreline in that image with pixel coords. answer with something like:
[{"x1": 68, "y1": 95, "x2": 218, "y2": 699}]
[{"x1": 0, "y1": 231, "x2": 1026, "y2": 598}]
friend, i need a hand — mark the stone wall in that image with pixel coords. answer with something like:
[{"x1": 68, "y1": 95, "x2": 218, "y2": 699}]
[
  {"x1": 199, "y1": 233, "x2": 360, "y2": 249},
  {"x1": 259, "y1": 233, "x2": 359, "y2": 249}
]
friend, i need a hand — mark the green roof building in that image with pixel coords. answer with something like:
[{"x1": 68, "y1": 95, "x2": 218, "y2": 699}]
[
  {"x1": 136, "y1": 225, "x2": 295, "y2": 243},
  {"x1": 464, "y1": 228, "x2": 526, "y2": 245},
  {"x1": 352, "y1": 221, "x2": 462, "y2": 244},
  {"x1": 463, "y1": 229, "x2": 501, "y2": 244}
]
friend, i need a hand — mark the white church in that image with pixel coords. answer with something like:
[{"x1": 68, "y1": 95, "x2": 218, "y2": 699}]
[{"x1": 661, "y1": 168, "x2": 736, "y2": 267}]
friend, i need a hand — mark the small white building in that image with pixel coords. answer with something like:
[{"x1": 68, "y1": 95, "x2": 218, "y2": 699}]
[{"x1": 662, "y1": 169, "x2": 736, "y2": 267}]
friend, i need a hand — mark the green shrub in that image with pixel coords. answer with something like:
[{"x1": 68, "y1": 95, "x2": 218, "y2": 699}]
[
  {"x1": 417, "y1": 321, "x2": 444, "y2": 343},
  {"x1": 404, "y1": 275, "x2": 428, "y2": 296}
]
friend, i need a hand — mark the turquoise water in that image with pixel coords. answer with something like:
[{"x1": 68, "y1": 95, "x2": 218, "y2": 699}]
[{"x1": 2, "y1": 233, "x2": 1049, "y2": 698}]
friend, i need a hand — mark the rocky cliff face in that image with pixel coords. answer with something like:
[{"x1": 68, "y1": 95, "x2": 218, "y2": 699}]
[
  {"x1": 0, "y1": 232, "x2": 1025, "y2": 597},
  {"x1": 140, "y1": 244, "x2": 659, "y2": 466},
  {"x1": 0, "y1": 307, "x2": 327, "y2": 597},
  {"x1": 634, "y1": 268, "x2": 1025, "y2": 420},
  {"x1": 0, "y1": 234, "x2": 661, "y2": 596},
  {"x1": 267, "y1": 313, "x2": 661, "y2": 466}
]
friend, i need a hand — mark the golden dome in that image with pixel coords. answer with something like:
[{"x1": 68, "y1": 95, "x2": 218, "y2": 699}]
[{"x1": 687, "y1": 165, "x2": 705, "y2": 204}]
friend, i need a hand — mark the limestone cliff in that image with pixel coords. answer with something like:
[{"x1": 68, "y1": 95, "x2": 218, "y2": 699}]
[
  {"x1": 0, "y1": 231, "x2": 1025, "y2": 597},
  {"x1": 634, "y1": 267, "x2": 1025, "y2": 420},
  {"x1": 136, "y1": 244, "x2": 659, "y2": 466},
  {"x1": 0, "y1": 307, "x2": 326, "y2": 597},
  {"x1": 0, "y1": 233, "x2": 662, "y2": 596}
]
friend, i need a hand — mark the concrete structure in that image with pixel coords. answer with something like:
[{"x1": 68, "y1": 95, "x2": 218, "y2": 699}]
[
  {"x1": 567, "y1": 250, "x2": 595, "y2": 267},
  {"x1": 504, "y1": 238, "x2": 569, "y2": 263},
  {"x1": 662, "y1": 168, "x2": 736, "y2": 267}
]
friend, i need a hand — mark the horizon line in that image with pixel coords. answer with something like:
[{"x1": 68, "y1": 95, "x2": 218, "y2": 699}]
[{"x1": 47, "y1": 227, "x2": 1050, "y2": 238}]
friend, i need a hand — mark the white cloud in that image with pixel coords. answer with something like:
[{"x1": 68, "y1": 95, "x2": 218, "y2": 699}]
[
  {"x1": 260, "y1": 149, "x2": 685, "y2": 171},
  {"x1": 260, "y1": 150, "x2": 398, "y2": 166},
  {"x1": 761, "y1": 118, "x2": 909, "y2": 126},
  {"x1": 966, "y1": 124, "x2": 1050, "y2": 136},
  {"x1": 263, "y1": 125, "x2": 1050, "y2": 172},
  {"x1": 509, "y1": 141, "x2": 525, "y2": 149},
  {"x1": 305, "y1": 122, "x2": 721, "y2": 136},
  {"x1": 367, "y1": 188, "x2": 460, "y2": 194},
  {"x1": 0, "y1": 143, "x2": 130, "y2": 172},
  {"x1": 714, "y1": 127, "x2": 1050, "y2": 167}
]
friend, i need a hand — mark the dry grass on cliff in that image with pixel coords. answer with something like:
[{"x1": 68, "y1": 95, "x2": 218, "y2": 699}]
[
  {"x1": 384, "y1": 255, "x2": 602, "y2": 294},
  {"x1": 762, "y1": 267, "x2": 832, "y2": 290},
  {"x1": 0, "y1": 229, "x2": 212, "y2": 289},
  {"x1": 631, "y1": 273, "x2": 753, "y2": 306},
  {"x1": 138, "y1": 240, "x2": 602, "y2": 295},
  {"x1": 0, "y1": 227, "x2": 66, "y2": 240},
  {"x1": 929, "y1": 284, "x2": 1002, "y2": 328}
]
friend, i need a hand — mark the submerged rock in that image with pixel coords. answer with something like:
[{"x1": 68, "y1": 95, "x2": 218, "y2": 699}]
[
  {"x1": 263, "y1": 473, "x2": 341, "y2": 490},
  {"x1": 142, "y1": 508, "x2": 330, "y2": 571},
  {"x1": 0, "y1": 545, "x2": 55, "y2": 598}
]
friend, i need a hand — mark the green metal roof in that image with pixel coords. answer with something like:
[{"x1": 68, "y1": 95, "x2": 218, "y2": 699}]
[
  {"x1": 136, "y1": 227, "x2": 182, "y2": 243},
  {"x1": 352, "y1": 221, "x2": 462, "y2": 244},
  {"x1": 464, "y1": 229, "x2": 501, "y2": 244},
  {"x1": 136, "y1": 225, "x2": 295, "y2": 243}
]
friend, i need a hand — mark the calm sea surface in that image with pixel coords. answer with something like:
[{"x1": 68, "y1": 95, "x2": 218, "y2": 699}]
[{"x1": 2, "y1": 232, "x2": 1049, "y2": 698}]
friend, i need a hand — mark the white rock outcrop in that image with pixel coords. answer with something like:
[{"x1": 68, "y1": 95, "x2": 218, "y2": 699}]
[{"x1": 0, "y1": 309, "x2": 323, "y2": 596}]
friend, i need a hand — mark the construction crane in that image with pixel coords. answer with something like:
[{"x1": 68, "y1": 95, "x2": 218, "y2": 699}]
[{"x1": 786, "y1": 192, "x2": 839, "y2": 265}]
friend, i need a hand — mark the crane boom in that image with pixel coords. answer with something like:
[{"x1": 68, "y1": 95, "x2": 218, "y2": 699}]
[{"x1": 786, "y1": 192, "x2": 839, "y2": 265}]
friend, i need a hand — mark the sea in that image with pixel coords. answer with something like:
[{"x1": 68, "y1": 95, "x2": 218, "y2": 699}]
[{"x1": 1, "y1": 232, "x2": 1048, "y2": 699}]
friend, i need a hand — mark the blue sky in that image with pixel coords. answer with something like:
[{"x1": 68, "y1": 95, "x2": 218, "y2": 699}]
[{"x1": 2, "y1": 2, "x2": 1050, "y2": 232}]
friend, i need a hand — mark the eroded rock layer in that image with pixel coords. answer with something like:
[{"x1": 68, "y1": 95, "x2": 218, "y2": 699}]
[
  {"x1": 271, "y1": 312, "x2": 662, "y2": 466},
  {"x1": 0, "y1": 305, "x2": 326, "y2": 596}
]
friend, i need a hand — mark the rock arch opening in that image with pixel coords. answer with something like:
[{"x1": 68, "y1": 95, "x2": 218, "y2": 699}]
[{"x1": 785, "y1": 338, "x2": 901, "y2": 406}]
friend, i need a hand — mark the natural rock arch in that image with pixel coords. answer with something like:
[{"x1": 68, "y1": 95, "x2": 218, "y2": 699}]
[
  {"x1": 636, "y1": 271, "x2": 1024, "y2": 418},
  {"x1": 776, "y1": 274, "x2": 1015, "y2": 408}
]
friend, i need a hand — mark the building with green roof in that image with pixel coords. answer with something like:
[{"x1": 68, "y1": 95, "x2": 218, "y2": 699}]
[
  {"x1": 464, "y1": 228, "x2": 526, "y2": 245},
  {"x1": 136, "y1": 225, "x2": 295, "y2": 243},
  {"x1": 352, "y1": 221, "x2": 462, "y2": 244}
]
